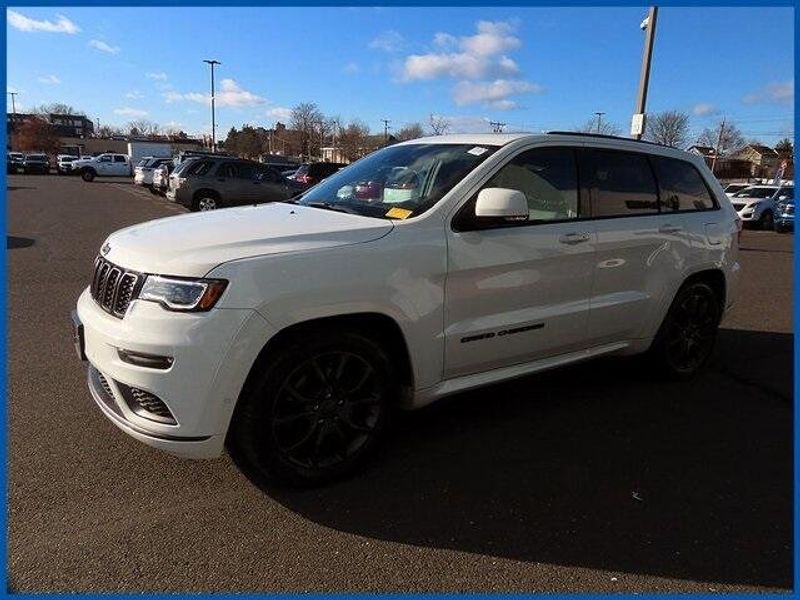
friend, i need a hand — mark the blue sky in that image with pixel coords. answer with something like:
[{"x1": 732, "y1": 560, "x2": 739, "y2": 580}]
[{"x1": 6, "y1": 6, "x2": 795, "y2": 145}]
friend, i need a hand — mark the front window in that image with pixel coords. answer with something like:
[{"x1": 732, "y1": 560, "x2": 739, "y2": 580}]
[{"x1": 296, "y1": 143, "x2": 499, "y2": 219}]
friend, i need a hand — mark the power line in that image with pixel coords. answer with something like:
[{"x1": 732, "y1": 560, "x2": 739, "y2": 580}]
[{"x1": 380, "y1": 118, "x2": 391, "y2": 141}]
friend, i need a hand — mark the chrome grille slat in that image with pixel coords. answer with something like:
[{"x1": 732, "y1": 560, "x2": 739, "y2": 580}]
[{"x1": 90, "y1": 256, "x2": 142, "y2": 318}]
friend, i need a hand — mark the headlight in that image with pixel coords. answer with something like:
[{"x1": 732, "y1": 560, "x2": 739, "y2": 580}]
[{"x1": 138, "y1": 275, "x2": 228, "y2": 312}]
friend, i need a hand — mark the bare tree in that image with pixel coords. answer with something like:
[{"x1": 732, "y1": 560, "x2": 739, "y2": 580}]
[
  {"x1": 429, "y1": 114, "x2": 451, "y2": 136},
  {"x1": 97, "y1": 125, "x2": 124, "y2": 138},
  {"x1": 339, "y1": 120, "x2": 371, "y2": 162},
  {"x1": 33, "y1": 102, "x2": 83, "y2": 116},
  {"x1": 290, "y1": 102, "x2": 325, "y2": 159},
  {"x1": 13, "y1": 117, "x2": 60, "y2": 153},
  {"x1": 645, "y1": 110, "x2": 690, "y2": 148},
  {"x1": 396, "y1": 123, "x2": 424, "y2": 141},
  {"x1": 697, "y1": 120, "x2": 745, "y2": 156},
  {"x1": 577, "y1": 117, "x2": 621, "y2": 136}
]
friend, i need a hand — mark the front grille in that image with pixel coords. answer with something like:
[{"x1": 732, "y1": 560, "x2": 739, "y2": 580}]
[
  {"x1": 118, "y1": 383, "x2": 176, "y2": 425},
  {"x1": 90, "y1": 256, "x2": 143, "y2": 318}
]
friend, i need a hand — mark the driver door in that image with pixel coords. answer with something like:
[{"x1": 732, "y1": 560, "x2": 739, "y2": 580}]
[
  {"x1": 444, "y1": 146, "x2": 597, "y2": 379},
  {"x1": 96, "y1": 154, "x2": 113, "y2": 176}
]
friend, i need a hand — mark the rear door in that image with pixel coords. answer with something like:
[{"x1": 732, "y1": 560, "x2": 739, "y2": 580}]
[
  {"x1": 112, "y1": 155, "x2": 129, "y2": 176},
  {"x1": 253, "y1": 165, "x2": 291, "y2": 203},
  {"x1": 583, "y1": 147, "x2": 692, "y2": 346}
]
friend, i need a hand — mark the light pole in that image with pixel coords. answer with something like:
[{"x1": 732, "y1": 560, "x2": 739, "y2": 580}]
[
  {"x1": 594, "y1": 112, "x2": 605, "y2": 134},
  {"x1": 631, "y1": 6, "x2": 658, "y2": 140},
  {"x1": 203, "y1": 59, "x2": 221, "y2": 152}
]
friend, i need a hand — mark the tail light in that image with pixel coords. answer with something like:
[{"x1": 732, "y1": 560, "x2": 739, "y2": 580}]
[{"x1": 297, "y1": 174, "x2": 312, "y2": 184}]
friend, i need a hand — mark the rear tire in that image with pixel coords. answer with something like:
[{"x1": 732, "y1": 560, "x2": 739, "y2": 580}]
[
  {"x1": 228, "y1": 329, "x2": 396, "y2": 487},
  {"x1": 648, "y1": 281, "x2": 721, "y2": 380},
  {"x1": 81, "y1": 168, "x2": 96, "y2": 182}
]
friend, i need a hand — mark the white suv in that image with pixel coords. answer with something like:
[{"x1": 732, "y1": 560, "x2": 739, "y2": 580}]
[{"x1": 73, "y1": 133, "x2": 740, "y2": 486}]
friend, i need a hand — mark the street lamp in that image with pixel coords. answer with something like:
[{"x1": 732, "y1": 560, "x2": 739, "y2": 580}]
[
  {"x1": 203, "y1": 59, "x2": 221, "y2": 152},
  {"x1": 631, "y1": 6, "x2": 658, "y2": 140}
]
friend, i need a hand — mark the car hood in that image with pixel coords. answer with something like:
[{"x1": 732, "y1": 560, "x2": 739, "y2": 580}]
[{"x1": 102, "y1": 203, "x2": 395, "y2": 276}]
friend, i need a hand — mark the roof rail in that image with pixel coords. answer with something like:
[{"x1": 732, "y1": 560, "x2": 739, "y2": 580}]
[{"x1": 546, "y1": 131, "x2": 668, "y2": 148}]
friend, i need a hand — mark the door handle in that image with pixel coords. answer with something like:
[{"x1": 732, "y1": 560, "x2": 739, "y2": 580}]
[
  {"x1": 558, "y1": 232, "x2": 591, "y2": 245},
  {"x1": 658, "y1": 224, "x2": 683, "y2": 234}
]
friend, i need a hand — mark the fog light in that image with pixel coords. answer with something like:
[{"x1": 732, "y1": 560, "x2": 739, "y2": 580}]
[{"x1": 118, "y1": 349, "x2": 174, "y2": 370}]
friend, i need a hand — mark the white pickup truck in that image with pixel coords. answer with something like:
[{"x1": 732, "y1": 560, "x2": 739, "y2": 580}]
[{"x1": 72, "y1": 153, "x2": 132, "y2": 181}]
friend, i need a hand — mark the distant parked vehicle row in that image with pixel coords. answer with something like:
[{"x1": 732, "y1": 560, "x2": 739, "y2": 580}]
[
  {"x1": 292, "y1": 162, "x2": 346, "y2": 187},
  {"x1": 133, "y1": 156, "x2": 173, "y2": 190},
  {"x1": 730, "y1": 184, "x2": 794, "y2": 230},
  {"x1": 57, "y1": 154, "x2": 80, "y2": 175},
  {"x1": 7, "y1": 152, "x2": 51, "y2": 174}
]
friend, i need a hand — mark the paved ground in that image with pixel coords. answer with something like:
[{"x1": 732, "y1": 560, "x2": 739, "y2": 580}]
[{"x1": 7, "y1": 174, "x2": 794, "y2": 592}]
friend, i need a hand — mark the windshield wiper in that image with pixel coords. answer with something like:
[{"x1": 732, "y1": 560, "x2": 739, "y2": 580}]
[{"x1": 305, "y1": 201, "x2": 358, "y2": 214}]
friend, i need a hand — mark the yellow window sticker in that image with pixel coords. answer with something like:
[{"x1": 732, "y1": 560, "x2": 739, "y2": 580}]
[{"x1": 386, "y1": 207, "x2": 413, "y2": 219}]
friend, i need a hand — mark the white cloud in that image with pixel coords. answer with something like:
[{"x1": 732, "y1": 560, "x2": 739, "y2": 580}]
[
  {"x1": 89, "y1": 39, "x2": 120, "y2": 55},
  {"x1": 453, "y1": 79, "x2": 541, "y2": 108},
  {"x1": 369, "y1": 30, "x2": 405, "y2": 53},
  {"x1": 266, "y1": 106, "x2": 293, "y2": 121},
  {"x1": 37, "y1": 74, "x2": 61, "y2": 85},
  {"x1": 146, "y1": 72, "x2": 168, "y2": 81},
  {"x1": 692, "y1": 103, "x2": 718, "y2": 116},
  {"x1": 113, "y1": 107, "x2": 148, "y2": 118},
  {"x1": 343, "y1": 62, "x2": 360, "y2": 75},
  {"x1": 743, "y1": 80, "x2": 794, "y2": 105},
  {"x1": 401, "y1": 20, "x2": 522, "y2": 82},
  {"x1": 162, "y1": 79, "x2": 264, "y2": 108},
  {"x1": 7, "y1": 10, "x2": 79, "y2": 34},
  {"x1": 125, "y1": 90, "x2": 144, "y2": 100}
]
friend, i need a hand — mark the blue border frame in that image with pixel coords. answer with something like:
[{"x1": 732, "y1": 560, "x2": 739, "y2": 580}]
[{"x1": 2, "y1": 0, "x2": 797, "y2": 596}]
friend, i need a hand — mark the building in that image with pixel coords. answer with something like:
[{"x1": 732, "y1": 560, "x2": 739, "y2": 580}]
[
  {"x1": 686, "y1": 145, "x2": 718, "y2": 167},
  {"x1": 7, "y1": 112, "x2": 94, "y2": 138},
  {"x1": 732, "y1": 144, "x2": 780, "y2": 178}
]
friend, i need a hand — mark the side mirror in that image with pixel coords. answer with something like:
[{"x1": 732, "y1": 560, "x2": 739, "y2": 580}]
[{"x1": 475, "y1": 188, "x2": 528, "y2": 220}]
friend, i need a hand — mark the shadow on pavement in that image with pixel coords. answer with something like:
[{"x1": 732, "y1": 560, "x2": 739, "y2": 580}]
[
  {"x1": 7, "y1": 186, "x2": 37, "y2": 192},
  {"x1": 259, "y1": 328, "x2": 792, "y2": 589},
  {"x1": 7, "y1": 236, "x2": 35, "y2": 250}
]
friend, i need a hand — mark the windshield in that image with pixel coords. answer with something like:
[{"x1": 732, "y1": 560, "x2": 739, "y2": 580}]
[
  {"x1": 296, "y1": 143, "x2": 498, "y2": 219},
  {"x1": 734, "y1": 186, "x2": 777, "y2": 199}
]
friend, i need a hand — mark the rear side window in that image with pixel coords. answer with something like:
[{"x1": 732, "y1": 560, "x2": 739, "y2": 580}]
[
  {"x1": 187, "y1": 160, "x2": 213, "y2": 176},
  {"x1": 590, "y1": 150, "x2": 659, "y2": 217},
  {"x1": 220, "y1": 162, "x2": 239, "y2": 178},
  {"x1": 114, "y1": 155, "x2": 127, "y2": 163},
  {"x1": 236, "y1": 163, "x2": 255, "y2": 179},
  {"x1": 652, "y1": 157, "x2": 716, "y2": 211}
]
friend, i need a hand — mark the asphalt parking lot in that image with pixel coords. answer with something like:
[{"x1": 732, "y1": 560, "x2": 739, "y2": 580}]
[{"x1": 7, "y1": 174, "x2": 793, "y2": 592}]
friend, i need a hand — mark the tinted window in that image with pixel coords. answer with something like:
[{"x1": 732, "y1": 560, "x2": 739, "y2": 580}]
[
  {"x1": 485, "y1": 147, "x2": 580, "y2": 221},
  {"x1": 236, "y1": 163, "x2": 255, "y2": 179},
  {"x1": 98, "y1": 155, "x2": 112, "y2": 162},
  {"x1": 591, "y1": 150, "x2": 658, "y2": 217},
  {"x1": 652, "y1": 157, "x2": 716, "y2": 211},
  {"x1": 220, "y1": 163, "x2": 239, "y2": 178},
  {"x1": 187, "y1": 160, "x2": 213, "y2": 176},
  {"x1": 113, "y1": 155, "x2": 127, "y2": 163}
]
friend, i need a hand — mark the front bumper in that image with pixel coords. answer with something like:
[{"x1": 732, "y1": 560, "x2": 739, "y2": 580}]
[{"x1": 75, "y1": 287, "x2": 273, "y2": 459}]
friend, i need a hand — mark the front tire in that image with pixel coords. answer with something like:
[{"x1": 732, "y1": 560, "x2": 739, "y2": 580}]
[
  {"x1": 81, "y1": 168, "x2": 96, "y2": 182},
  {"x1": 758, "y1": 210, "x2": 774, "y2": 230},
  {"x1": 228, "y1": 329, "x2": 396, "y2": 487},
  {"x1": 648, "y1": 281, "x2": 721, "y2": 380},
  {"x1": 192, "y1": 194, "x2": 221, "y2": 211}
]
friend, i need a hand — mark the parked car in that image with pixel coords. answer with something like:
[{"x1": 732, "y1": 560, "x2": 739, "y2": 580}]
[
  {"x1": 74, "y1": 153, "x2": 132, "y2": 181},
  {"x1": 134, "y1": 156, "x2": 173, "y2": 190},
  {"x1": 73, "y1": 132, "x2": 741, "y2": 486},
  {"x1": 723, "y1": 182, "x2": 750, "y2": 197},
  {"x1": 730, "y1": 185, "x2": 794, "y2": 229},
  {"x1": 292, "y1": 162, "x2": 346, "y2": 188},
  {"x1": 22, "y1": 153, "x2": 50, "y2": 174},
  {"x1": 7, "y1": 152, "x2": 24, "y2": 173},
  {"x1": 56, "y1": 154, "x2": 80, "y2": 175},
  {"x1": 166, "y1": 157, "x2": 303, "y2": 211},
  {"x1": 151, "y1": 159, "x2": 177, "y2": 196}
]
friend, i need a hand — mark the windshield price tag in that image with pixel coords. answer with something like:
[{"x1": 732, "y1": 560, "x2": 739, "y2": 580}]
[
  {"x1": 385, "y1": 207, "x2": 413, "y2": 219},
  {"x1": 467, "y1": 147, "x2": 488, "y2": 156}
]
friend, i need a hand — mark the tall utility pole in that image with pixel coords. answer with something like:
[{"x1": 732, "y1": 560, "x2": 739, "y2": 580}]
[
  {"x1": 381, "y1": 118, "x2": 391, "y2": 142},
  {"x1": 594, "y1": 112, "x2": 605, "y2": 133},
  {"x1": 489, "y1": 120, "x2": 506, "y2": 133},
  {"x1": 711, "y1": 117, "x2": 726, "y2": 175},
  {"x1": 203, "y1": 59, "x2": 221, "y2": 152},
  {"x1": 632, "y1": 6, "x2": 658, "y2": 140},
  {"x1": 8, "y1": 91, "x2": 17, "y2": 116}
]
